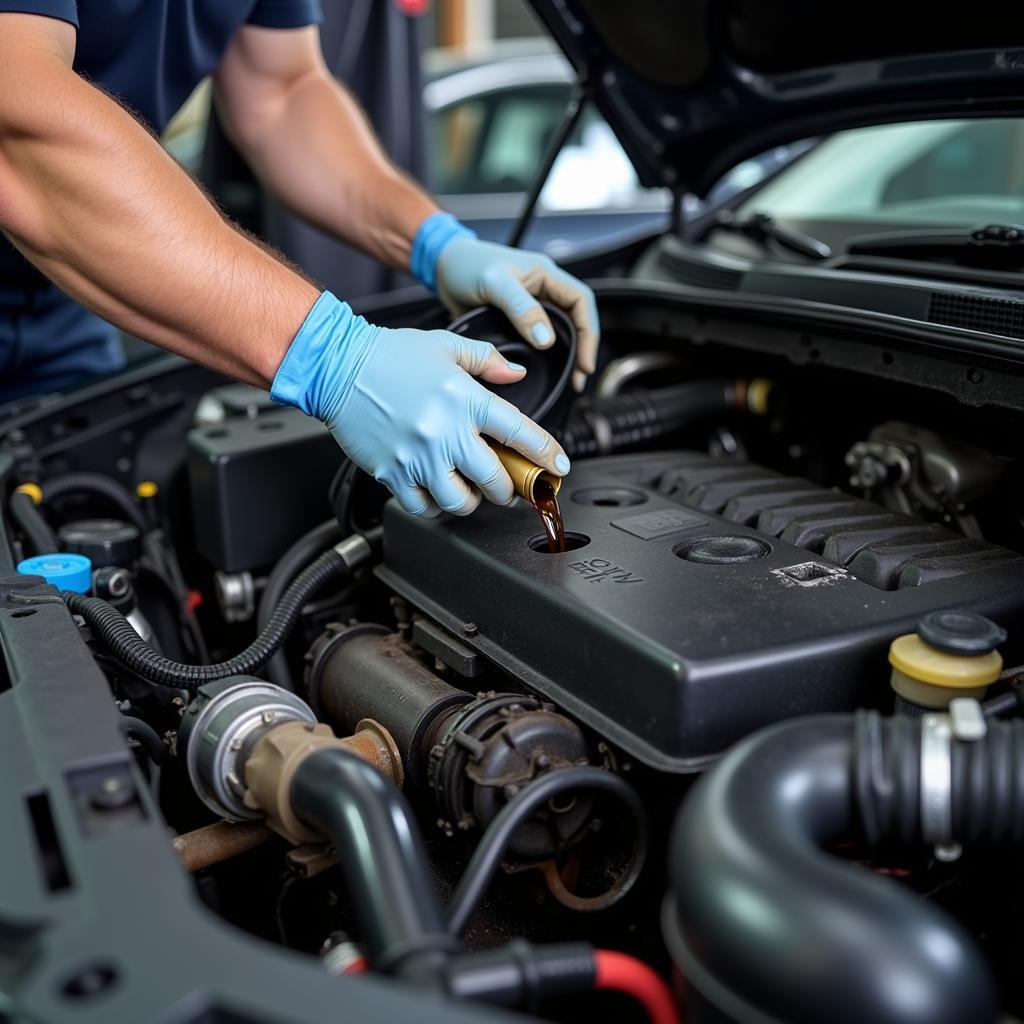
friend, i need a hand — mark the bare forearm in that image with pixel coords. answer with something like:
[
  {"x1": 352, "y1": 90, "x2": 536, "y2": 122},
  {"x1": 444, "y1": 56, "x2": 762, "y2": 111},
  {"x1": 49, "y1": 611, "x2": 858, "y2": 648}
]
[
  {"x1": 0, "y1": 30, "x2": 318, "y2": 386},
  {"x1": 217, "y1": 49, "x2": 437, "y2": 271}
]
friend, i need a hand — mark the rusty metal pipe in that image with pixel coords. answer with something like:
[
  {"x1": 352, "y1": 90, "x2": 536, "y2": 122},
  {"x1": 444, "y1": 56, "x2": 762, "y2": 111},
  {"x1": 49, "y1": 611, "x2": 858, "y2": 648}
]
[{"x1": 171, "y1": 820, "x2": 274, "y2": 872}]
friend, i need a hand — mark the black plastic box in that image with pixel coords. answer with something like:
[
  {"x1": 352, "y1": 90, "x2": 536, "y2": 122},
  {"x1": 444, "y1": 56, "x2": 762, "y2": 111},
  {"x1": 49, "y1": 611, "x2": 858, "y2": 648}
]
[{"x1": 187, "y1": 410, "x2": 339, "y2": 571}]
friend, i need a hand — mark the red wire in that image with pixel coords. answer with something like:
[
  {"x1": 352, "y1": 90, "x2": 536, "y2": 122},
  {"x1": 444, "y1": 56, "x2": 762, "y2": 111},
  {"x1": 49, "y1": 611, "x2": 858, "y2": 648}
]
[{"x1": 593, "y1": 949, "x2": 682, "y2": 1024}]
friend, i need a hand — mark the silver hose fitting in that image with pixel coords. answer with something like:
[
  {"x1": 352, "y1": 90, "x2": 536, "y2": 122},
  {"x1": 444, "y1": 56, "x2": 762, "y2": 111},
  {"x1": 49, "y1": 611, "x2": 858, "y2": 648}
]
[{"x1": 178, "y1": 677, "x2": 316, "y2": 820}]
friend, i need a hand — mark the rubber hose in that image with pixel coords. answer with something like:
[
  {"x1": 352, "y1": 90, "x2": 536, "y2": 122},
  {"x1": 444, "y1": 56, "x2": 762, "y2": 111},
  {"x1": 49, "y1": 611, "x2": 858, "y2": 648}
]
[
  {"x1": 9, "y1": 491, "x2": 59, "y2": 555},
  {"x1": 949, "y1": 717, "x2": 1024, "y2": 846},
  {"x1": 561, "y1": 381, "x2": 737, "y2": 458},
  {"x1": 854, "y1": 713, "x2": 1024, "y2": 848},
  {"x1": 42, "y1": 472, "x2": 148, "y2": 532},
  {"x1": 119, "y1": 715, "x2": 167, "y2": 765},
  {"x1": 63, "y1": 549, "x2": 348, "y2": 690},
  {"x1": 982, "y1": 685, "x2": 1024, "y2": 718},
  {"x1": 289, "y1": 747, "x2": 460, "y2": 981},
  {"x1": 668, "y1": 712, "x2": 998, "y2": 1024},
  {"x1": 257, "y1": 519, "x2": 344, "y2": 689},
  {"x1": 447, "y1": 766, "x2": 647, "y2": 936}
]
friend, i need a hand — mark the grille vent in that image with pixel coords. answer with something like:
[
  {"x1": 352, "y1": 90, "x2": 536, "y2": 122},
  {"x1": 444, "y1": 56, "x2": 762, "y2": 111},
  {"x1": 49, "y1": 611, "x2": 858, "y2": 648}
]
[{"x1": 928, "y1": 291, "x2": 1024, "y2": 339}]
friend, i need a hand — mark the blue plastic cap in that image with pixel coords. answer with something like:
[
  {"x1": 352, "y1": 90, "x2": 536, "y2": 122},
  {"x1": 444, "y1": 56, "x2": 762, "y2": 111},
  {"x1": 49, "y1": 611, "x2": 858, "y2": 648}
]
[{"x1": 17, "y1": 552, "x2": 93, "y2": 594}]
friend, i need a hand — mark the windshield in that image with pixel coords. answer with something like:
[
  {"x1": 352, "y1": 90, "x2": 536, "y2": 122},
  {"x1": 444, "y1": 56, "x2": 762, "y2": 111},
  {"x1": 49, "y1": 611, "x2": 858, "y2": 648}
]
[{"x1": 740, "y1": 119, "x2": 1024, "y2": 227}]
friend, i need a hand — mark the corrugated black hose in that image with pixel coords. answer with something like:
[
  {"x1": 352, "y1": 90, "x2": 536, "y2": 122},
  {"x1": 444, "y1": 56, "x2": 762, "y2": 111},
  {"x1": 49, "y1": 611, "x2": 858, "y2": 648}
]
[
  {"x1": 258, "y1": 519, "x2": 344, "y2": 689},
  {"x1": 64, "y1": 549, "x2": 349, "y2": 690},
  {"x1": 561, "y1": 380, "x2": 738, "y2": 458}
]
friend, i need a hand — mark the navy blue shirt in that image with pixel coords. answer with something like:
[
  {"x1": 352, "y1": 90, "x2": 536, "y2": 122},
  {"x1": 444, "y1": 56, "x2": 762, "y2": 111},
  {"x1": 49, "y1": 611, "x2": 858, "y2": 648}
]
[{"x1": 0, "y1": 0, "x2": 321, "y2": 289}]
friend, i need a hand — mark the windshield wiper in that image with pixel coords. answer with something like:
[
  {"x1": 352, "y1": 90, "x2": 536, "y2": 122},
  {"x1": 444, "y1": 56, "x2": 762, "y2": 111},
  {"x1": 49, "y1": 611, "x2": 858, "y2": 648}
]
[
  {"x1": 847, "y1": 223, "x2": 1024, "y2": 268},
  {"x1": 712, "y1": 210, "x2": 832, "y2": 260}
]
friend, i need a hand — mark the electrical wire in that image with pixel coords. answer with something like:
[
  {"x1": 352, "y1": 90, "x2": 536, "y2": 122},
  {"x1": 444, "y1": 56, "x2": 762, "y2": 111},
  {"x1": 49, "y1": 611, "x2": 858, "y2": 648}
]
[
  {"x1": 446, "y1": 766, "x2": 647, "y2": 936},
  {"x1": 41, "y1": 472, "x2": 148, "y2": 531},
  {"x1": 137, "y1": 557, "x2": 209, "y2": 664},
  {"x1": 593, "y1": 950, "x2": 681, "y2": 1024},
  {"x1": 142, "y1": 533, "x2": 210, "y2": 663}
]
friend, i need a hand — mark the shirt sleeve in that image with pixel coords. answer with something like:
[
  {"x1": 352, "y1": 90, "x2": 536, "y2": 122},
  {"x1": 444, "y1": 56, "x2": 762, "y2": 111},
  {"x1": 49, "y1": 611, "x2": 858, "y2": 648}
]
[
  {"x1": 0, "y1": 0, "x2": 77, "y2": 28},
  {"x1": 247, "y1": 0, "x2": 321, "y2": 29}
]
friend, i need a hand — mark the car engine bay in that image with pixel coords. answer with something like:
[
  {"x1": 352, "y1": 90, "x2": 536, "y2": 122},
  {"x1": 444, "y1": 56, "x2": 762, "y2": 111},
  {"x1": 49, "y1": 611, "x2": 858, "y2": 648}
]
[{"x1": 4, "y1": 285, "x2": 1024, "y2": 1024}]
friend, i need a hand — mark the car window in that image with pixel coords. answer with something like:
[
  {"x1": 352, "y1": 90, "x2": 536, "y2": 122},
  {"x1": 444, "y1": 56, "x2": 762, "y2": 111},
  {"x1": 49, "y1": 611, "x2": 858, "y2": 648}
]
[
  {"x1": 431, "y1": 85, "x2": 569, "y2": 194},
  {"x1": 430, "y1": 83, "x2": 650, "y2": 209},
  {"x1": 740, "y1": 118, "x2": 1024, "y2": 226},
  {"x1": 479, "y1": 89, "x2": 570, "y2": 191},
  {"x1": 880, "y1": 120, "x2": 1024, "y2": 206}
]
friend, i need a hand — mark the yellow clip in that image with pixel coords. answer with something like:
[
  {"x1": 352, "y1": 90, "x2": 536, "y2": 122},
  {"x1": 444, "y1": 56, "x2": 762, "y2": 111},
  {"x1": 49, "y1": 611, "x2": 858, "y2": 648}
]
[
  {"x1": 14, "y1": 482, "x2": 43, "y2": 506},
  {"x1": 136, "y1": 481, "x2": 159, "y2": 499}
]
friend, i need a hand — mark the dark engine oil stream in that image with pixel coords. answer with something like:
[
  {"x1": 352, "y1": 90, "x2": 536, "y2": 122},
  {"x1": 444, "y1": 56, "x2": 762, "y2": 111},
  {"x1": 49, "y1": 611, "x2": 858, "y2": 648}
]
[{"x1": 532, "y1": 478, "x2": 566, "y2": 553}]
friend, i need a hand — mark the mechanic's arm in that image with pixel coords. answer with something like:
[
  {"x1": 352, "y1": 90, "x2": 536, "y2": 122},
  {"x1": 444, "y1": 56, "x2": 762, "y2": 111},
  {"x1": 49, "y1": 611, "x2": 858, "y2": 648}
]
[
  {"x1": 215, "y1": 24, "x2": 599, "y2": 389},
  {"x1": 0, "y1": 13, "x2": 568, "y2": 517},
  {"x1": 0, "y1": 14, "x2": 315, "y2": 385}
]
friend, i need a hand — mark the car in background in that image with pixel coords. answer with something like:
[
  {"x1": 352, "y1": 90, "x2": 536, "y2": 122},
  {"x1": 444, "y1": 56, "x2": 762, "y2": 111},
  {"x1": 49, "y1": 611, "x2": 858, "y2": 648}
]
[
  {"x1": 424, "y1": 44, "x2": 800, "y2": 258},
  {"x1": 161, "y1": 43, "x2": 799, "y2": 263}
]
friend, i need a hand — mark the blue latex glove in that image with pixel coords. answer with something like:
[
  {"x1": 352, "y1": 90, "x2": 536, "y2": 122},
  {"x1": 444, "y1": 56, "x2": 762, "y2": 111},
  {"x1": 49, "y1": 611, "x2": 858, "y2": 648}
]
[
  {"x1": 411, "y1": 212, "x2": 600, "y2": 392},
  {"x1": 272, "y1": 292, "x2": 571, "y2": 518}
]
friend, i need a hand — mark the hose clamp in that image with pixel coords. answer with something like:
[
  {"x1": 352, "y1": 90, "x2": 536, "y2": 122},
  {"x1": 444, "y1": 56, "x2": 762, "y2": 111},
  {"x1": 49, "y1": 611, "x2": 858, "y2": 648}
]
[
  {"x1": 920, "y1": 713, "x2": 957, "y2": 861},
  {"x1": 920, "y1": 699, "x2": 986, "y2": 862}
]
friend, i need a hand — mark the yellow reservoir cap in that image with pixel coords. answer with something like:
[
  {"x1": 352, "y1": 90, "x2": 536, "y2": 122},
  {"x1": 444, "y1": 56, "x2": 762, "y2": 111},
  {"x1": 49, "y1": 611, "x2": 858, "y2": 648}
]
[
  {"x1": 746, "y1": 378, "x2": 773, "y2": 416},
  {"x1": 888, "y1": 633, "x2": 1002, "y2": 689},
  {"x1": 14, "y1": 482, "x2": 43, "y2": 505}
]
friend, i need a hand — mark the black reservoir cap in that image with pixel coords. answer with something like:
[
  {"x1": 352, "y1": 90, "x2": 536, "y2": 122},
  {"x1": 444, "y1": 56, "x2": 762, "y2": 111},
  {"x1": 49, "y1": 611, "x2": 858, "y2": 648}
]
[
  {"x1": 918, "y1": 610, "x2": 1007, "y2": 655},
  {"x1": 58, "y1": 518, "x2": 141, "y2": 567}
]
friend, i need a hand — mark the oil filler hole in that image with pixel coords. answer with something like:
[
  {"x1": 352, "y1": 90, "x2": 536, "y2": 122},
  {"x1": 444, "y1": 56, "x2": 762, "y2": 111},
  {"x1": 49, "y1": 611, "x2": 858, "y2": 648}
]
[{"x1": 528, "y1": 532, "x2": 590, "y2": 554}]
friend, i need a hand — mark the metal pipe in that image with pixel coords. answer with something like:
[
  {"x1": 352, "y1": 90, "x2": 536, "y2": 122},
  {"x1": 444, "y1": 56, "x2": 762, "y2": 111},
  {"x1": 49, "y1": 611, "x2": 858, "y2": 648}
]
[
  {"x1": 308, "y1": 626, "x2": 470, "y2": 787},
  {"x1": 171, "y1": 820, "x2": 274, "y2": 872}
]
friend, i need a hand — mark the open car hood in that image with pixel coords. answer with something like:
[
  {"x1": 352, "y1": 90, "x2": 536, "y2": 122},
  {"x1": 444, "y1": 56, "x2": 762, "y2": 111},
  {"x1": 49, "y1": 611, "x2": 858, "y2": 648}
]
[{"x1": 528, "y1": 0, "x2": 1024, "y2": 196}]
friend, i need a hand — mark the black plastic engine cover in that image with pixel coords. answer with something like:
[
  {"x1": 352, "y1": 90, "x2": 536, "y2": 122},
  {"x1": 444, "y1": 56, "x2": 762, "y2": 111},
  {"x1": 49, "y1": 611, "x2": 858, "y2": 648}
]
[{"x1": 379, "y1": 452, "x2": 1024, "y2": 772}]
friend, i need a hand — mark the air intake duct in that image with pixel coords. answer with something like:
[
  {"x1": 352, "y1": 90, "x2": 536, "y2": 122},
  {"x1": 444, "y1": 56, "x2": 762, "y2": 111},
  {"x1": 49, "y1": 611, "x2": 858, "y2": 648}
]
[{"x1": 665, "y1": 710, "x2": 1007, "y2": 1024}]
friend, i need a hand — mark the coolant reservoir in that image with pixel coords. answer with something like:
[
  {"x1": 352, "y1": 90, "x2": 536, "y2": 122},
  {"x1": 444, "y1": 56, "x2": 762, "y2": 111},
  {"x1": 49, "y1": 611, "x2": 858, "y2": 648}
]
[{"x1": 889, "y1": 610, "x2": 1006, "y2": 711}]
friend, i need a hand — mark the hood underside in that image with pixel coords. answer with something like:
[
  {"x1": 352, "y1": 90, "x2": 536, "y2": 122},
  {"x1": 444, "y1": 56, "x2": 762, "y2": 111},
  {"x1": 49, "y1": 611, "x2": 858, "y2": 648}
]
[{"x1": 528, "y1": 0, "x2": 1024, "y2": 195}]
